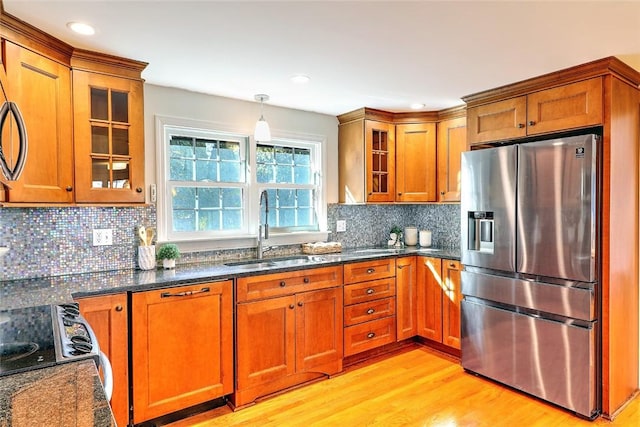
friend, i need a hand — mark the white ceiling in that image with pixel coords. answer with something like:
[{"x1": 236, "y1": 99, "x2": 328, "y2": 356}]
[{"x1": 3, "y1": 1, "x2": 640, "y2": 116}]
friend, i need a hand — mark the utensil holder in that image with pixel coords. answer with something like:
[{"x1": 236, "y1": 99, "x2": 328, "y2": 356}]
[{"x1": 138, "y1": 246, "x2": 156, "y2": 270}]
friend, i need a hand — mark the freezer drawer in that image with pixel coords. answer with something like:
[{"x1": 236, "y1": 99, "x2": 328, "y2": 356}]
[
  {"x1": 461, "y1": 270, "x2": 596, "y2": 322},
  {"x1": 461, "y1": 299, "x2": 598, "y2": 418}
]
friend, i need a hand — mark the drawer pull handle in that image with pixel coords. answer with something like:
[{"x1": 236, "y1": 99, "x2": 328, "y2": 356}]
[
  {"x1": 115, "y1": 305, "x2": 123, "y2": 312},
  {"x1": 366, "y1": 268, "x2": 375, "y2": 274},
  {"x1": 280, "y1": 281, "x2": 286, "y2": 287},
  {"x1": 303, "y1": 277, "x2": 310, "y2": 284},
  {"x1": 366, "y1": 308, "x2": 375, "y2": 315},
  {"x1": 367, "y1": 332, "x2": 376, "y2": 339},
  {"x1": 366, "y1": 288, "x2": 375, "y2": 295},
  {"x1": 161, "y1": 287, "x2": 210, "y2": 298},
  {"x1": 289, "y1": 304, "x2": 295, "y2": 309}
]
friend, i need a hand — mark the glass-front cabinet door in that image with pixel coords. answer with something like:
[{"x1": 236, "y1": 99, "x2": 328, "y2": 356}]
[
  {"x1": 73, "y1": 70, "x2": 144, "y2": 203},
  {"x1": 365, "y1": 120, "x2": 395, "y2": 202}
]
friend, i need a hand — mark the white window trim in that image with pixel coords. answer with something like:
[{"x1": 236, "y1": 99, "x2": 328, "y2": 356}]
[{"x1": 155, "y1": 115, "x2": 328, "y2": 253}]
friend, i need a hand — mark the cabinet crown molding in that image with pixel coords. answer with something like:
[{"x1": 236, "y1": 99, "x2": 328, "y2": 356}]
[
  {"x1": 338, "y1": 105, "x2": 465, "y2": 125},
  {"x1": 462, "y1": 56, "x2": 640, "y2": 108}
]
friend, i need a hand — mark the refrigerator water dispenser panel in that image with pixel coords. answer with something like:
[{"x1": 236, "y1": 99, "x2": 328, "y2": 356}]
[{"x1": 468, "y1": 211, "x2": 494, "y2": 253}]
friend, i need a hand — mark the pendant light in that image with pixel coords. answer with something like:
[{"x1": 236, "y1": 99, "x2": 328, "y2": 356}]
[{"x1": 254, "y1": 94, "x2": 271, "y2": 142}]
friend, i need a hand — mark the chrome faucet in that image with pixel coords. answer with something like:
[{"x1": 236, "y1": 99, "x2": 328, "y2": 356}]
[{"x1": 257, "y1": 190, "x2": 270, "y2": 259}]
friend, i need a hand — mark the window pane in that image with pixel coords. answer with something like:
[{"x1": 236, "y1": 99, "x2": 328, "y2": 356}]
[
  {"x1": 170, "y1": 137, "x2": 194, "y2": 158},
  {"x1": 222, "y1": 188, "x2": 242, "y2": 207},
  {"x1": 257, "y1": 164, "x2": 273, "y2": 183},
  {"x1": 276, "y1": 165, "x2": 292, "y2": 183},
  {"x1": 170, "y1": 158, "x2": 194, "y2": 181},
  {"x1": 223, "y1": 209, "x2": 242, "y2": 229},
  {"x1": 198, "y1": 210, "x2": 220, "y2": 231},
  {"x1": 173, "y1": 210, "x2": 195, "y2": 231},
  {"x1": 275, "y1": 146, "x2": 293, "y2": 164},
  {"x1": 294, "y1": 148, "x2": 310, "y2": 165},
  {"x1": 279, "y1": 208, "x2": 295, "y2": 226},
  {"x1": 297, "y1": 189, "x2": 312, "y2": 207},
  {"x1": 173, "y1": 187, "x2": 196, "y2": 209},
  {"x1": 294, "y1": 165, "x2": 311, "y2": 184},
  {"x1": 278, "y1": 189, "x2": 295, "y2": 208},
  {"x1": 256, "y1": 145, "x2": 274, "y2": 164},
  {"x1": 298, "y1": 208, "x2": 314, "y2": 226},
  {"x1": 195, "y1": 139, "x2": 215, "y2": 159},
  {"x1": 220, "y1": 141, "x2": 240, "y2": 160},
  {"x1": 196, "y1": 159, "x2": 218, "y2": 181},
  {"x1": 221, "y1": 161, "x2": 242, "y2": 182},
  {"x1": 199, "y1": 188, "x2": 220, "y2": 208}
]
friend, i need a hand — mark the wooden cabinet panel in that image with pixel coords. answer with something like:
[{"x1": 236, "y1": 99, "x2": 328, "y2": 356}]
[
  {"x1": 237, "y1": 265, "x2": 342, "y2": 302},
  {"x1": 343, "y1": 258, "x2": 395, "y2": 284},
  {"x1": 395, "y1": 123, "x2": 436, "y2": 202},
  {"x1": 344, "y1": 296, "x2": 396, "y2": 326},
  {"x1": 236, "y1": 294, "x2": 296, "y2": 390},
  {"x1": 295, "y1": 288, "x2": 343, "y2": 372},
  {"x1": 344, "y1": 317, "x2": 396, "y2": 357},
  {"x1": 437, "y1": 117, "x2": 466, "y2": 202},
  {"x1": 343, "y1": 277, "x2": 395, "y2": 305},
  {"x1": 365, "y1": 120, "x2": 395, "y2": 202},
  {"x1": 73, "y1": 70, "x2": 145, "y2": 203},
  {"x1": 467, "y1": 97, "x2": 527, "y2": 145},
  {"x1": 3, "y1": 41, "x2": 73, "y2": 202},
  {"x1": 417, "y1": 257, "x2": 443, "y2": 342},
  {"x1": 526, "y1": 78, "x2": 602, "y2": 135},
  {"x1": 76, "y1": 293, "x2": 129, "y2": 427},
  {"x1": 441, "y1": 260, "x2": 462, "y2": 349},
  {"x1": 132, "y1": 281, "x2": 233, "y2": 423},
  {"x1": 396, "y1": 256, "x2": 418, "y2": 341}
]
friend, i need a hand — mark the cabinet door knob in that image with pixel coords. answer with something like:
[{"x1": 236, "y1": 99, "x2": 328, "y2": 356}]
[
  {"x1": 528, "y1": 120, "x2": 536, "y2": 126},
  {"x1": 280, "y1": 281, "x2": 286, "y2": 287},
  {"x1": 366, "y1": 288, "x2": 375, "y2": 294},
  {"x1": 298, "y1": 301, "x2": 303, "y2": 307},
  {"x1": 303, "y1": 277, "x2": 310, "y2": 284},
  {"x1": 115, "y1": 305, "x2": 123, "y2": 312},
  {"x1": 367, "y1": 332, "x2": 376, "y2": 339},
  {"x1": 518, "y1": 123, "x2": 525, "y2": 129},
  {"x1": 398, "y1": 192, "x2": 402, "y2": 196},
  {"x1": 440, "y1": 191, "x2": 445, "y2": 195},
  {"x1": 366, "y1": 268, "x2": 375, "y2": 274},
  {"x1": 289, "y1": 304, "x2": 295, "y2": 309},
  {"x1": 136, "y1": 187, "x2": 143, "y2": 193},
  {"x1": 366, "y1": 308, "x2": 375, "y2": 315},
  {"x1": 66, "y1": 186, "x2": 73, "y2": 192}
]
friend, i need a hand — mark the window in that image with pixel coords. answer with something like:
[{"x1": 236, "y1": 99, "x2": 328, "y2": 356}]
[
  {"x1": 156, "y1": 116, "x2": 326, "y2": 248},
  {"x1": 256, "y1": 143, "x2": 318, "y2": 232}
]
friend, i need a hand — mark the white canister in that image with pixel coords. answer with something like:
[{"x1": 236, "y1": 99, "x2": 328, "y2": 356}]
[
  {"x1": 138, "y1": 245, "x2": 156, "y2": 270},
  {"x1": 404, "y1": 226, "x2": 418, "y2": 246},
  {"x1": 419, "y1": 230, "x2": 432, "y2": 248}
]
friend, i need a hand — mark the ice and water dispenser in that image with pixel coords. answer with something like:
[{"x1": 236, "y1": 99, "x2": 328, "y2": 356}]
[{"x1": 467, "y1": 211, "x2": 494, "y2": 253}]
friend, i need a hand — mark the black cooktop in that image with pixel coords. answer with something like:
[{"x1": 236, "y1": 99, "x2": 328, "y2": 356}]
[{"x1": 0, "y1": 305, "x2": 57, "y2": 376}]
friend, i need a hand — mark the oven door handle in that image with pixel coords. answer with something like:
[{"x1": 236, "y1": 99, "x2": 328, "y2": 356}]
[{"x1": 99, "y1": 351, "x2": 113, "y2": 402}]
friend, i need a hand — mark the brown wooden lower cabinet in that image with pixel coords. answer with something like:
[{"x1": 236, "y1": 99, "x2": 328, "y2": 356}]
[
  {"x1": 233, "y1": 266, "x2": 343, "y2": 408},
  {"x1": 131, "y1": 281, "x2": 233, "y2": 424},
  {"x1": 76, "y1": 293, "x2": 129, "y2": 427},
  {"x1": 417, "y1": 257, "x2": 462, "y2": 349},
  {"x1": 396, "y1": 256, "x2": 418, "y2": 340}
]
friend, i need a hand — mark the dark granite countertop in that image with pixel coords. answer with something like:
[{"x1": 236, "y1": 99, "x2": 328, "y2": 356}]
[
  {"x1": 0, "y1": 246, "x2": 460, "y2": 310},
  {"x1": 0, "y1": 360, "x2": 115, "y2": 426}
]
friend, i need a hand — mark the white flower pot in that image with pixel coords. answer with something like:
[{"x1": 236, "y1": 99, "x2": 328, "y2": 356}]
[{"x1": 162, "y1": 258, "x2": 176, "y2": 269}]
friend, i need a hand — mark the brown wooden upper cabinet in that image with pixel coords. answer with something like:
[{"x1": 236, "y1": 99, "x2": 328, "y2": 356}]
[
  {"x1": 436, "y1": 116, "x2": 466, "y2": 202},
  {"x1": 0, "y1": 10, "x2": 147, "y2": 205},
  {"x1": 72, "y1": 57, "x2": 146, "y2": 203},
  {"x1": 1, "y1": 41, "x2": 74, "y2": 203},
  {"x1": 467, "y1": 78, "x2": 603, "y2": 145},
  {"x1": 338, "y1": 107, "x2": 464, "y2": 204}
]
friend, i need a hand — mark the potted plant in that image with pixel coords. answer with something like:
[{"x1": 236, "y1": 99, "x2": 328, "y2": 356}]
[{"x1": 157, "y1": 243, "x2": 180, "y2": 269}]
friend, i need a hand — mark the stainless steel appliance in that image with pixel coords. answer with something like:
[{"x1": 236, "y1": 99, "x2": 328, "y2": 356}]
[
  {"x1": 0, "y1": 303, "x2": 113, "y2": 400},
  {"x1": 460, "y1": 133, "x2": 600, "y2": 418}
]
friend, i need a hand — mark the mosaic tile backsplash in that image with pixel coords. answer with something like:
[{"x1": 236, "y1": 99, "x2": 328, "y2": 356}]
[
  {"x1": 327, "y1": 203, "x2": 460, "y2": 249},
  {"x1": 0, "y1": 203, "x2": 460, "y2": 281}
]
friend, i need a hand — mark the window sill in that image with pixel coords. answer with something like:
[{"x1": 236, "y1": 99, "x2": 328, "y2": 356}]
[{"x1": 167, "y1": 231, "x2": 330, "y2": 254}]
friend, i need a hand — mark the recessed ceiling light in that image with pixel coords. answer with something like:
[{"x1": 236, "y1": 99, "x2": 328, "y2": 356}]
[
  {"x1": 410, "y1": 103, "x2": 426, "y2": 110},
  {"x1": 67, "y1": 21, "x2": 95, "y2": 36},
  {"x1": 291, "y1": 74, "x2": 310, "y2": 84}
]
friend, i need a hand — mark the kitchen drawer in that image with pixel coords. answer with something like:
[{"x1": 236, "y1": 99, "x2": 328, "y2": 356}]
[
  {"x1": 344, "y1": 296, "x2": 396, "y2": 327},
  {"x1": 343, "y1": 258, "x2": 396, "y2": 284},
  {"x1": 343, "y1": 277, "x2": 396, "y2": 305},
  {"x1": 344, "y1": 316, "x2": 396, "y2": 357},
  {"x1": 236, "y1": 265, "x2": 343, "y2": 302}
]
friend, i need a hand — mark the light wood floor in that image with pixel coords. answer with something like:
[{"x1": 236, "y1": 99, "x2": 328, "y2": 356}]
[{"x1": 166, "y1": 346, "x2": 640, "y2": 427}]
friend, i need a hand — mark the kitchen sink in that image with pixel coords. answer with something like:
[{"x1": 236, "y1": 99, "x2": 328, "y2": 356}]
[{"x1": 224, "y1": 255, "x2": 327, "y2": 269}]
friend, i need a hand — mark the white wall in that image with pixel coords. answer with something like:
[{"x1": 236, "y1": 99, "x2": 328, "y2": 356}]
[{"x1": 142, "y1": 84, "x2": 340, "y2": 203}]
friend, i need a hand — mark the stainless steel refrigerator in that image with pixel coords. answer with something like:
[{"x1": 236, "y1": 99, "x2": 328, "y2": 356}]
[{"x1": 460, "y1": 133, "x2": 600, "y2": 418}]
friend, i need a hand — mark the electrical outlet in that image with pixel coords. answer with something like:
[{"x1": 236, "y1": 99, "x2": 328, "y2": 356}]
[
  {"x1": 336, "y1": 220, "x2": 346, "y2": 232},
  {"x1": 93, "y1": 229, "x2": 113, "y2": 246}
]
